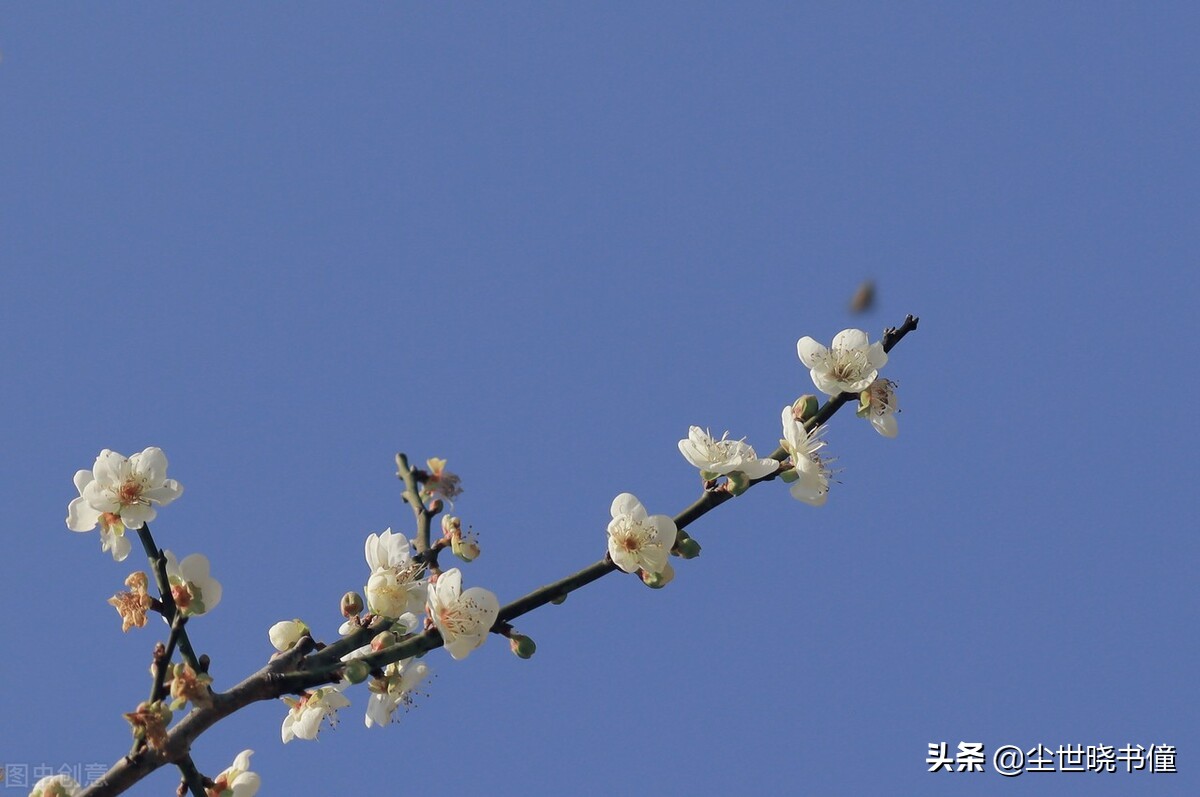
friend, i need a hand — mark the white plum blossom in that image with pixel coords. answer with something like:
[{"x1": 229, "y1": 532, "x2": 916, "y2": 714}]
[
  {"x1": 797, "y1": 329, "x2": 888, "y2": 396},
  {"x1": 269, "y1": 620, "x2": 309, "y2": 651},
  {"x1": 364, "y1": 657, "x2": 430, "y2": 728},
  {"x1": 66, "y1": 447, "x2": 183, "y2": 561},
  {"x1": 364, "y1": 529, "x2": 427, "y2": 618},
  {"x1": 780, "y1": 405, "x2": 832, "y2": 506},
  {"x1": 208, "y1": 749, "x2": 260, "y2": 797},
  {"x1": 858, "y1": 378, "x2": 899, "y2": 438},
  {"x1": 28, "y1": 774, "x2": 80, "y2": 797},
  {"x1": 163, "y1": 551, "x2": 222, "y2": 616},
  {"x1": 677, "y1": 427, "x2": 779, "y2": 481},
  {"x1": 426, "y1": 568, "x2": 499, "y2": 660},
  {"x1": 281, "y1": 685, "x2": 350, "y2": 742},
  {"x1": 606, "y1": 493, "x2": 677, "y2": 576}
]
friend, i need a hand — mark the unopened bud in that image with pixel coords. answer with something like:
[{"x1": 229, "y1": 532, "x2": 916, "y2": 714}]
[
  {"x1": 268, "y1": 619, "x2": 309, "y2": 652},
  {"x1": 427, "y1": 497, "x2": 444, "y2": 514},
  {"x1": 791, "y1": 394, "x2": 819, "y2": 422},
  {"x1": 726, "y1": 471, "x2": 750, "y2": 496},
  {"x1": 441, "y1": 514, "x2": 461, "y2": 538},
  {"x1": 370, "y1": 631, "x2": 397, "y2": 653},
  {"x1": 509, "y1": 633, "x2": 537, "y2": 659},
  {"x1": 675, "y1": 537, "x2": 702, "y2": 559},
  {"x1": 641, "y1": 563, "x2": 675, "y2": 589},
  {"x1": 341, "y1": 591, "x2": 364, "y2": 618},
  {"x1": 343, "y1": 659, "x2": 370, "y2": 684},
  {"x1": 550, "y1": 593, "x2": 568, "y2": 605}
]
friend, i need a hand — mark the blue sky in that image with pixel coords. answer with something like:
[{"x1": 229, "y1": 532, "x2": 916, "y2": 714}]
[{"x1": 1, "y1": 4, "x2": 1196, "y2": 795}]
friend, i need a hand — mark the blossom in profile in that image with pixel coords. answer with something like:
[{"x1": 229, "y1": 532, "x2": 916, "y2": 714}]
[
  {"x1": 364, "y1": 658, "x2": 430, "y2": 728},
  {"x1": 606, "y1": 493, "x2": 677, "y2": 576},
  {"x1": 269, "y1": 619, "x2": 310, "y2": 651},
  {"x1": 858, "y1": 378, "x2": 899, "y2": 438},
  {"x1": 796, "y1": 329, "x2": 888, "y2": 396},
  {"x1": 677, "y1": 427, "x2": 778, "y2": 481},
  {"x1": 364, "y1": 529, "x2": 427, "y2": 618},
  {"x1": 66, "y1": 447, "x2": 183, "y2": 561},
  {"x1": 426, "y1": 568, "x2": 499, "y2": 660},
  {"x1": 423, "y1": 457, "x2": 463, "y2": 506},
  {"x1": 28, "y1": 774, "x2": 81, "y2": 797},
  {"x1": 281, "y1": 686, "x2": 350, "y2": 742},
  {"x1": 780, "y1": 405, "x2": 832, "y2": 506},
  {"x1": 163, "y1": 552, "x2": 222, "y2": 616},
  {"x1": 206, "y1": 749, "x2": 260, "y2": 797}
]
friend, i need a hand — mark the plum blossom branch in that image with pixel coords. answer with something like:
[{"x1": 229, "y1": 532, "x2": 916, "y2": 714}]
[{"x1": 76, "y1": 315, "x2": 919, "y2": 797}]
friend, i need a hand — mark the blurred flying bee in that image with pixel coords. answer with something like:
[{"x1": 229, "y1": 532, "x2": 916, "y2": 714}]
[{"x1": 849, "y1": 279, "x2": 875, "y2": 314}]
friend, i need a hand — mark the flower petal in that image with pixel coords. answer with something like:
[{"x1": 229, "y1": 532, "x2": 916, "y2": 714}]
[
  {"x1": 132, "y1": 447, "x2": 169, "y2": 486},
  {"x1": 610, "y1": 492, "x2": 645, "y2": 520},
  {"x1": 66, "y1": 497, "x2": 101, "y2": 532},
  {"x1": 144, "y1": 481, "x2": 183, "y2": 506},
  {"x1": 796, "y1": 337, "x2": 829, "y2": 369},
  {"x1": 866, "y1": 341, "x2": 889, "y2": 371},
  {"x1": 120, "y1": 502, "x2": 156, "y2": 529},
  {"x1": 92, "y1": 449, "x2": 127, "y2": 485},
  {"x1": 650, "y1": 515, "x2": 678, "y2": 550},
  {"x1": 872, "y1": 414, "x2": 898, "y2": 438},
  {"x1": 831, "y1": 328, "x2": 869, "y2": 352},
  {"x1": 72, "y1": 469, "x2": 93, "y2": 496}
]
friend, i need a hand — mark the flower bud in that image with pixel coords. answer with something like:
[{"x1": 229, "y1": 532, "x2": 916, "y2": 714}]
[
  {"x1": 550, "y1": 593, "x2": 568, "y2": 605},
  {"x1": 640, "y1": 563, "x2": 675, "y2": 589},
  {"x1": 509, "y1": 633, "x2": 537, "y2": 659},
  {"x1": 726, "y1": 471, "x2": 750, "y2": 496},
  {"x1": 441, "y1": 514, "x2": 461, "y2": 538},
  {"x1": 343, "y1": 659, "x2": 370, "y2": 684},
  {"x1": 674, "y1": 537, "x2": 702, "y2": 559},
  {"x1": 341, "y1": 591, "x2": 364, "y2": 618},
  {"x1": 269, "y1": 619, "x2": 309, "y2": 652},
  {"x1": 791, "y1": 394, "x2": 820, "y2": 422},
  {"x1": 370, "y1": 630, "x2": 397, "y2": 653}
]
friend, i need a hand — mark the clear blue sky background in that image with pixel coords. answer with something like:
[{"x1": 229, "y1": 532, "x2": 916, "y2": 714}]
[{"x1": 2, "y1": 4, "x2": 1196, "y2": 796}]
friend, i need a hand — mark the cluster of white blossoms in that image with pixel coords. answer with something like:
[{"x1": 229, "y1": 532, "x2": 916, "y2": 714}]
[
  {"x1": 274, "y1": 521, "x2": 500, "y2": 738},
  {"x1": 65, "y1": 447, "x2": 184, "y2": 561},
  {"x1": 672, "y1": 328, "x2": 898, "y2": 514}
]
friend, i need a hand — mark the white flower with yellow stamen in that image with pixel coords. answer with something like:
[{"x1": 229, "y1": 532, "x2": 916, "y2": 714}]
[
  {"x1": 780, "y1": 405, "x2": 832, "y2": 506},
  {"x1": 66, "y1": 447, "x2": 183, "y2": 561},
  {"x1": 858, "y1": 378, "x2": 899, "y2": 438},
  {"x1": 606, "y1": 493, "x2": 677, "y2": 575},
  {"x1": 364, "y1": 529, "x2": 427, "y2": 618},
  {"x1": 677, "y1": 427, "x2": 779, "y2": 481},
  {"x1": 797, "y1": 329, "x2": 888, "y2": 396},
  {"x1": 427, "y1": 568, "x2": 499, "y2": 660}
]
